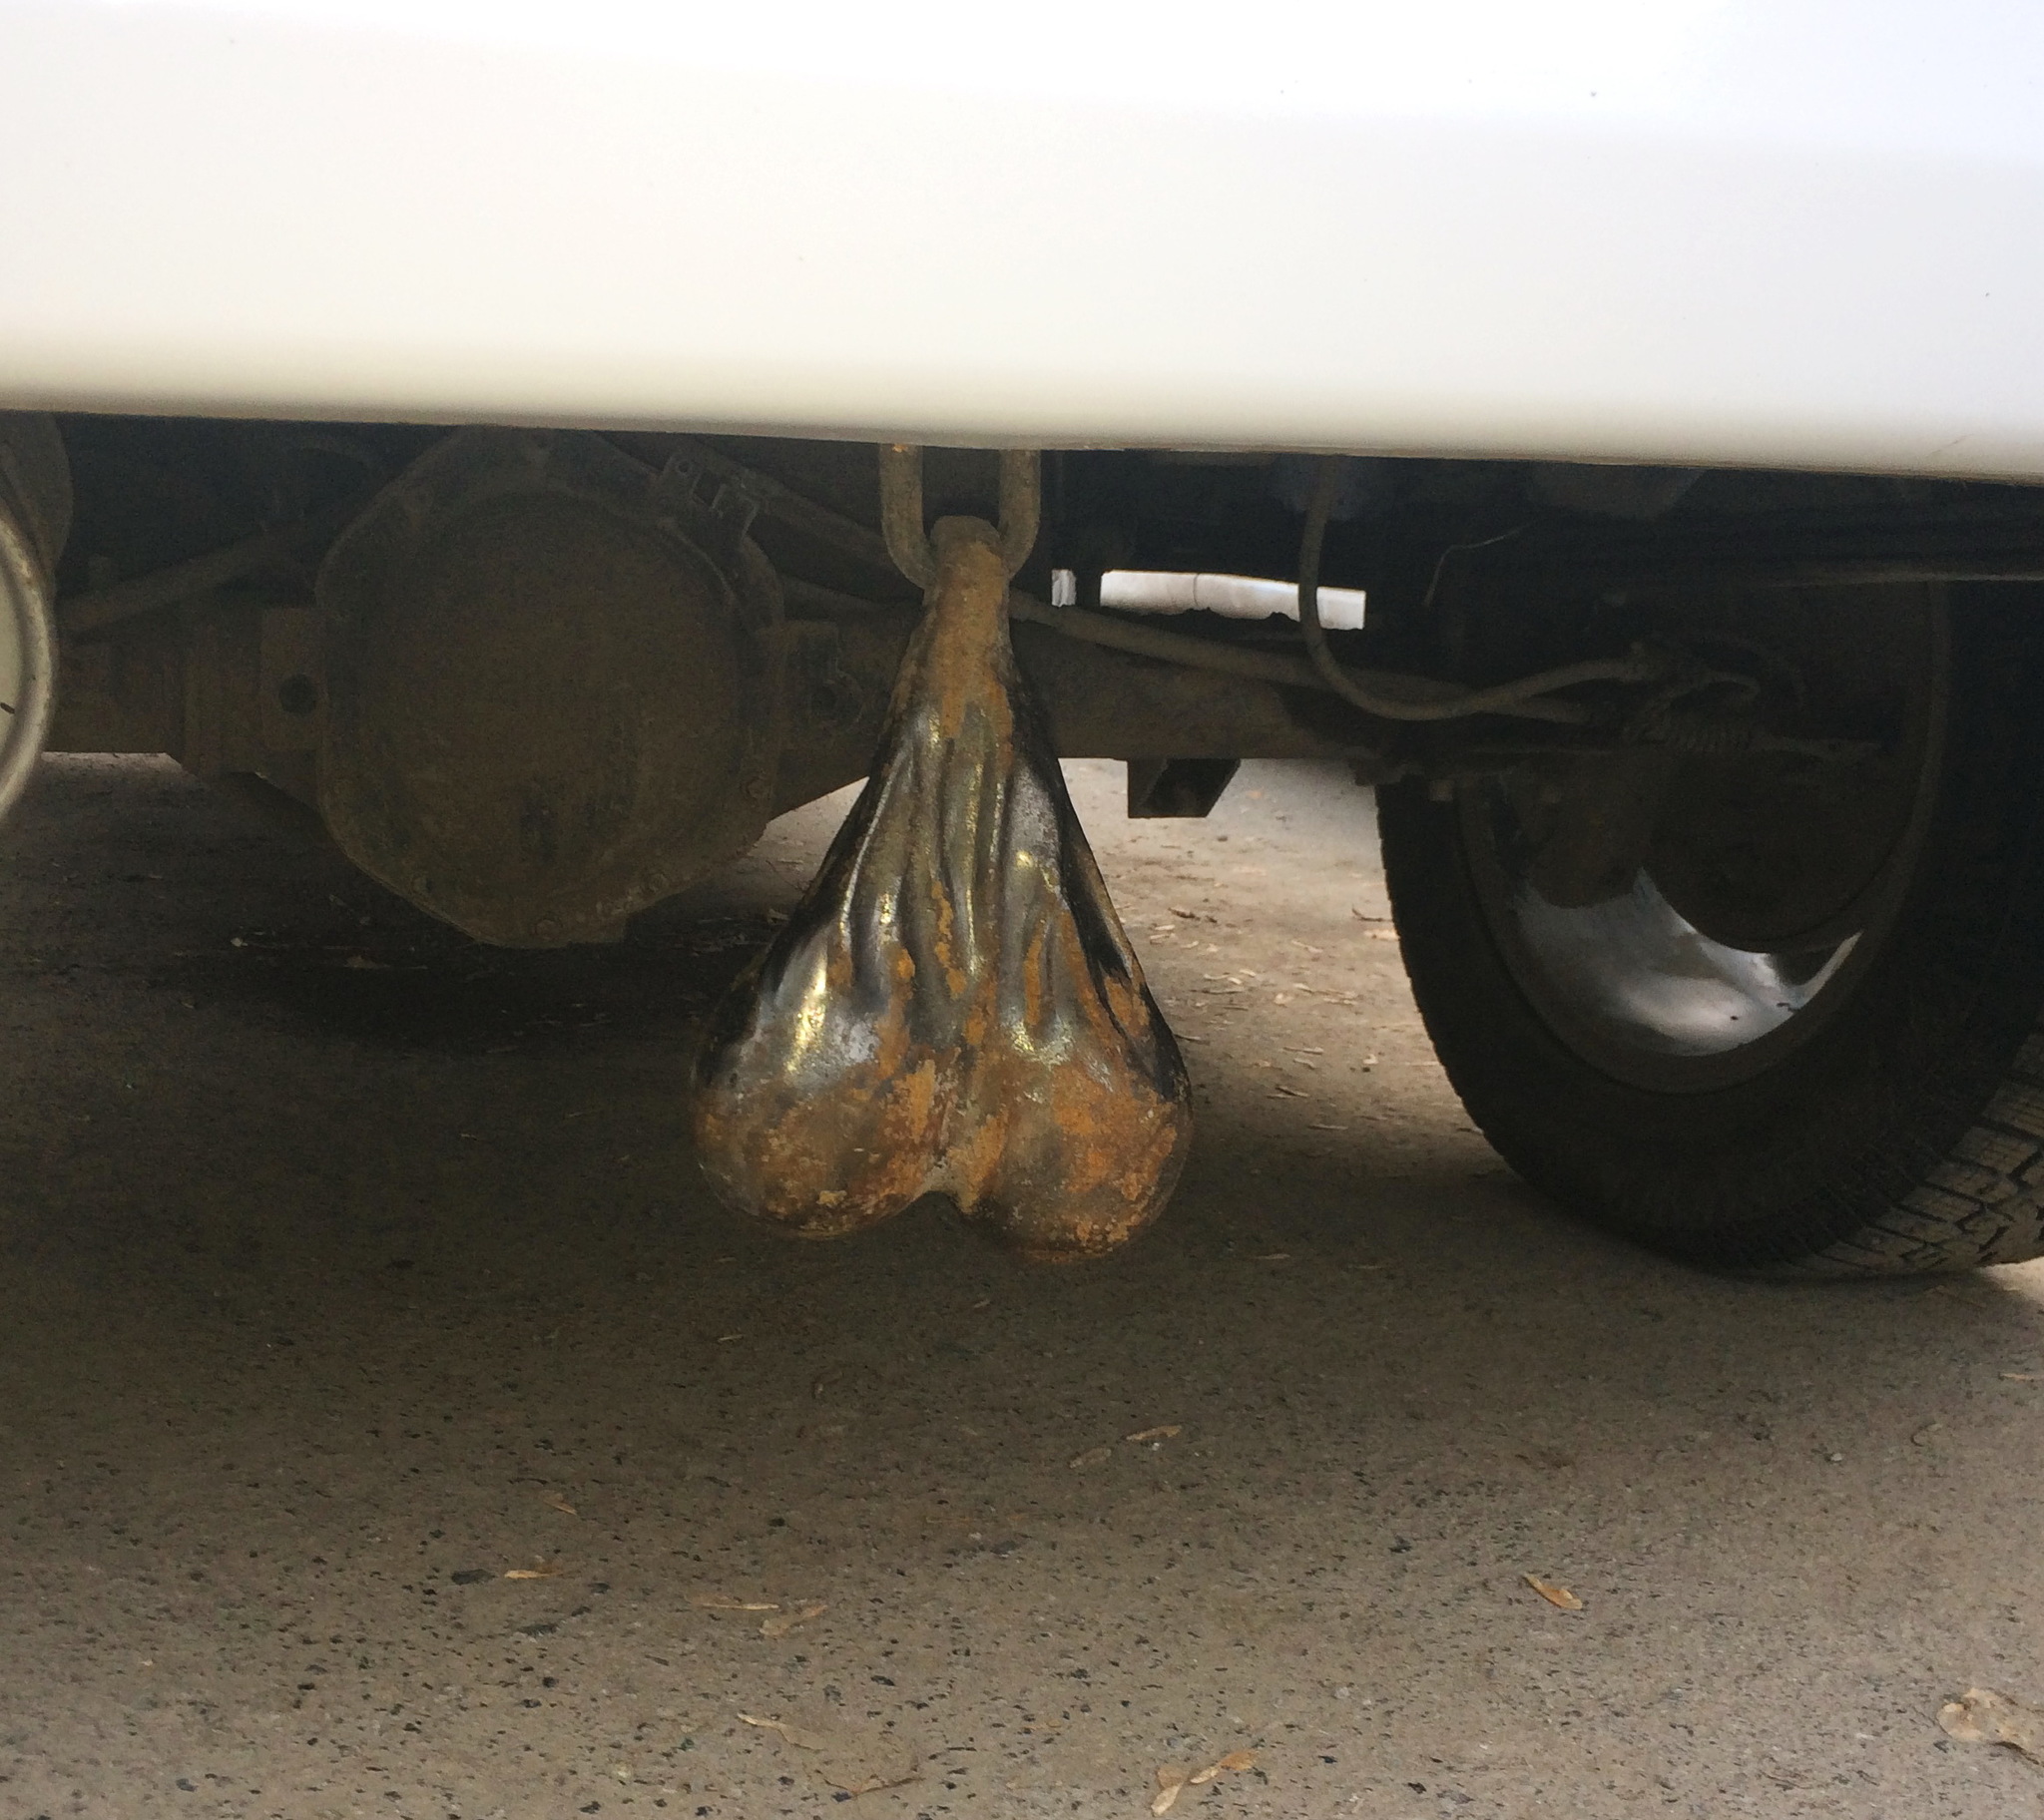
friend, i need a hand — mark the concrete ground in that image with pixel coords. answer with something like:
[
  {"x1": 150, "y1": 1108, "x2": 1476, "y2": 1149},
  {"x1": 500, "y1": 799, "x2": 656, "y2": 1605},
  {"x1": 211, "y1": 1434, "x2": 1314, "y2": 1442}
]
[{"x1": 2, "y1": 754, "x2": 2042, "y2": 1820}]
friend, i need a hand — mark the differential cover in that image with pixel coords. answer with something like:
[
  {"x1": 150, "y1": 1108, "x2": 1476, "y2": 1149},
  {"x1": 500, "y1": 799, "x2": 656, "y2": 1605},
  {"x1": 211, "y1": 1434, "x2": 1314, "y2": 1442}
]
[{"x1": 317, "y1": 429, "x2": 782, "y2": 946}]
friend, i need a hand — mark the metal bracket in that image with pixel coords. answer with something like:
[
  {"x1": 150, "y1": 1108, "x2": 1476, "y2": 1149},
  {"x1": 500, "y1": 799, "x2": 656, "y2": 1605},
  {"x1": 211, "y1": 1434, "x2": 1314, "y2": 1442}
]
[
  {"x1": 877, "y1": 445, "x2": 1040, "y2": 587},
  {"x1": 1127, "y1": 757, "x2": 1241, "y2": 818},
  {"x1": 654, "y1": 454, "x2": 763, "y2": 570}
]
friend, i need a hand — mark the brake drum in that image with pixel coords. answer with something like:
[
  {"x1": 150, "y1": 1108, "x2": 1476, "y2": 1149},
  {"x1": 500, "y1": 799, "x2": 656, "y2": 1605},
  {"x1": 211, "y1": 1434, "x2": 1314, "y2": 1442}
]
[{"x1": 1646, "y1": 584, "x2": 1943, "y2": 954}]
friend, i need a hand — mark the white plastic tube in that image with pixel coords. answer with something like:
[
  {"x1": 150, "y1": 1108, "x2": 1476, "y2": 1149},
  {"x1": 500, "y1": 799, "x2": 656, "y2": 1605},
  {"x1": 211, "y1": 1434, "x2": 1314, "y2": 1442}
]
[{"x1": 1090, "y1": 570, "x2": 1367, "y2": 631}]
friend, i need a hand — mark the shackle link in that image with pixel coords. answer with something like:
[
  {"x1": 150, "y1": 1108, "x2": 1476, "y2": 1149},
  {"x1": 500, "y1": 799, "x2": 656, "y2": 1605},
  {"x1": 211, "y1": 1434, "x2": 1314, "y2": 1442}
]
[{"x1": 878, "y1": 444, "x2": 1040, "y2": 588}]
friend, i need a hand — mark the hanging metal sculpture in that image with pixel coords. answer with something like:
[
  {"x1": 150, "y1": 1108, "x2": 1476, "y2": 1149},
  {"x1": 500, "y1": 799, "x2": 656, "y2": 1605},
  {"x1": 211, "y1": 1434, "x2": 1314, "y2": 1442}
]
[{"x1": 692, "y1": 448, "x2": 1193, "y2": 1260}]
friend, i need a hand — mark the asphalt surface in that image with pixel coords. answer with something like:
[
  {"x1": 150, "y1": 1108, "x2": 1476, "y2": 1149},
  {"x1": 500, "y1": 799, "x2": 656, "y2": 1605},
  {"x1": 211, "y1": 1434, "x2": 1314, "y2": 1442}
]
[{"x1": 3, "y1": 755, "x2": 2042, "y2": 1820}]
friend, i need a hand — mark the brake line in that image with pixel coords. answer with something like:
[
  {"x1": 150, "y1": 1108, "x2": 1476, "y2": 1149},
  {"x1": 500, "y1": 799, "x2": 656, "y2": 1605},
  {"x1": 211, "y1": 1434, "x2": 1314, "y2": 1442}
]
[{"x1": 1293, "y1": 455, "x2": 1672, "y2": 722}]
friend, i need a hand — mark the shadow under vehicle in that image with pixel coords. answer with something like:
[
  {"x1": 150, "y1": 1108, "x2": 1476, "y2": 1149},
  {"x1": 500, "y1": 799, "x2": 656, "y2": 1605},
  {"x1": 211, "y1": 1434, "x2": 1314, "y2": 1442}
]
[{"x1": 10, "y1": 1, "x2": 2044, "y2": 1276}]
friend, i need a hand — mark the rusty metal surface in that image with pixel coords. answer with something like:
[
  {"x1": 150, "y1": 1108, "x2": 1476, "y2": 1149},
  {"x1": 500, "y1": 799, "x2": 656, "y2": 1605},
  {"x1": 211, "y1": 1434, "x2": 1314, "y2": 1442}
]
[
  {"x1": 878, "y1": 445, "x2": 1039, "y2": 588},
  {"x1": 694, "y1": 515, "x2": 1193, "y2": 1261},
  {"x1": 57, "y1": 498, "x2": 362, "y2": 639},
  {"x1": 315, "y1": 429, "x2": 784, "y2": 947},
  {"x1": 766, "y1": 602, "x2": 1379, "y2": 814}
]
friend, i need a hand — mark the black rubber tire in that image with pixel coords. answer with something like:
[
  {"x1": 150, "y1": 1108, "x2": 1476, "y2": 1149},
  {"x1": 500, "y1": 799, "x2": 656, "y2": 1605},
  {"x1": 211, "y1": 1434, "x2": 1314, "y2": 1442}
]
[{"x1": 1378, "y1": 586, "x2": 2044, "y2": 1275}]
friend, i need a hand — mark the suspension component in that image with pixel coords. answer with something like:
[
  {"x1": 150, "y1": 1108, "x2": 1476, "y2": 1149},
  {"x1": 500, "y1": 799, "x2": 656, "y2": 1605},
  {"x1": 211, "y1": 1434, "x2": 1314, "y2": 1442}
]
[{"x1": 315, "y1": 429, "x2": 784, "y2": 946}]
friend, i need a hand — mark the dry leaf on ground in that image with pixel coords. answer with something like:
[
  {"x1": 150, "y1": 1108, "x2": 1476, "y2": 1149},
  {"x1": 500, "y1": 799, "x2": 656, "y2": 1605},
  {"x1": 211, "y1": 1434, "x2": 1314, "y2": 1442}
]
[
  {"x1": 1154, "y1": 1746, "x2": 1257, "y2": 1808},
  {"x1": 503, "y1": 1561, "x2": 562, "y2": 1581},
  {"x1": 761, "y1": 1601, "x2": 827, "y2": 1638},
  {"x1": 542, "y1": 1494, "x2": 578, "y2": 1516},
  {"x1": 692, "y1": 1592, "x2": 778, "y2": 1611},
  {"x1": 2002, "y1": 1372, "x2": 2044, "y2": 1382},
  {"x1": 1189, "y1": 1749, "x2": 1258, "y2": 1785},
  {"x1": 1523, "y1": 1573, "x2": 1584, "y2": 1610},
  {"x1": 1069, "y1": 1445, "x2": 1114, "y2": 1469},
  {"x1": 1937, "y1": 1687, "x2": 2044, "y2": 1759},
  {"x1": 1126, "y1": 1425, "x2": 1184, "y2": 1443}
]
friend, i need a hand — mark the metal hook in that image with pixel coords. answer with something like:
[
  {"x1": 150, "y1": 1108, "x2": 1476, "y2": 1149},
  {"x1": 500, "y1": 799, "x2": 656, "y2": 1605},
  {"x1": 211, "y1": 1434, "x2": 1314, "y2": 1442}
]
[{"x1": 878, "y1": 444, "x2": 1040, "y2": 588}]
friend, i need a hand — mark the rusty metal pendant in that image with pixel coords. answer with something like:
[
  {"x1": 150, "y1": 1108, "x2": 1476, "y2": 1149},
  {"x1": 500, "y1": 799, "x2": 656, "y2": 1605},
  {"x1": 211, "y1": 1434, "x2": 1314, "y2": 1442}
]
[{"x1": 693, "y1": 509, "x2": 1193, "y2": 1261}]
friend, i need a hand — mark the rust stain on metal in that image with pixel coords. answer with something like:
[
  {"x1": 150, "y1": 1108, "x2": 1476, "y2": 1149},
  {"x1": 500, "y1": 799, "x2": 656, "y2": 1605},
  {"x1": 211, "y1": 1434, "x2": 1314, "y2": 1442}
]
[{"x1": 693, "y1": 513, "x2": 1193, "y2": 1260}]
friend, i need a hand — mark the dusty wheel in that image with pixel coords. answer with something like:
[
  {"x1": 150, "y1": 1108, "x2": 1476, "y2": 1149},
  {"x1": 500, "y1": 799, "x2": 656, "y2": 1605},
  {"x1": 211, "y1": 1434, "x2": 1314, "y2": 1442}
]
[
  {"x1": 0, "y1": 416, "x2": 60, "y2": 822},
  {"x1": 1379, "y1": 583, "x2": 2044, "y2": 1275}
]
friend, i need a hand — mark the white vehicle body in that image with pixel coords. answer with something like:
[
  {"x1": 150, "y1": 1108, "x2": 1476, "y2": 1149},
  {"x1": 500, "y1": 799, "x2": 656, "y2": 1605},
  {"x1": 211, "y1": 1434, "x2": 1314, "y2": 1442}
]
[{"x1": 2, "y1": 0, "x2": 2042, "y2": 476}]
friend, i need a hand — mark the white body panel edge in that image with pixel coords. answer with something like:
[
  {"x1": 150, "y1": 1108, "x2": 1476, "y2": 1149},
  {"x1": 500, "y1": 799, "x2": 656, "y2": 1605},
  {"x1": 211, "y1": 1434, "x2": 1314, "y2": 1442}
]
[{"x1": 4, "y1": 1, "x2": 2044, "y2": 480}]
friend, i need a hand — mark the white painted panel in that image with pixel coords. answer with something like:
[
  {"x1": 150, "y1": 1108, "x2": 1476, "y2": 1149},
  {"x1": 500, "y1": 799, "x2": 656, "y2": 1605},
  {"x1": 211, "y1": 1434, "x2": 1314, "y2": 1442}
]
[{"x1": 2, "y1": 2, "x2": 2043, "y2": 477}]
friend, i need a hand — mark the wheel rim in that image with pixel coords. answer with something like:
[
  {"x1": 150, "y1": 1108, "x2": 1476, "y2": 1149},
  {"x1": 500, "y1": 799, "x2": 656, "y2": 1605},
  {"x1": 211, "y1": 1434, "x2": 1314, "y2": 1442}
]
[
  {"x1": 1458, "y1": 588, "x2": 1947, "y2": 1095},
  {"x1": 0, "y1": 503, "x2": 55, "y2": 824}
]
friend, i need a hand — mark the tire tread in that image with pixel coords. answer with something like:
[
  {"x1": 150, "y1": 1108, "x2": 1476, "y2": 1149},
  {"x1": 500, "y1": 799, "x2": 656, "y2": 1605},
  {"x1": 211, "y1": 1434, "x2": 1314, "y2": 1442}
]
[{"x1": 1377, "y1": 588, "x2": 2044, "y2": 1277}]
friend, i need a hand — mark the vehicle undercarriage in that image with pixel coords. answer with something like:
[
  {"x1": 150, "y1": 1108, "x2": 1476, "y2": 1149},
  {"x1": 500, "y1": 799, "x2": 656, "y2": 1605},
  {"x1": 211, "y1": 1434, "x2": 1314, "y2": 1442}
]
[{"x1": 12, "y1": 411, "x2": 2044, "y2": 1276}]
